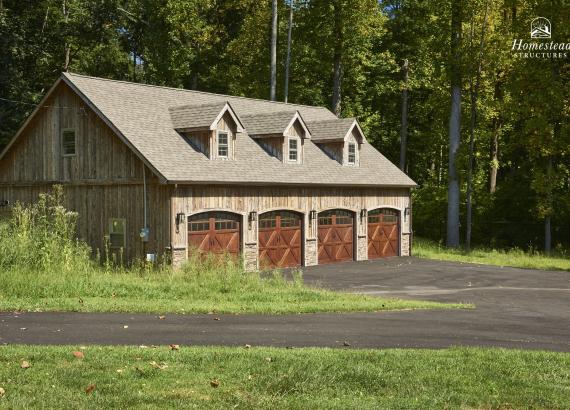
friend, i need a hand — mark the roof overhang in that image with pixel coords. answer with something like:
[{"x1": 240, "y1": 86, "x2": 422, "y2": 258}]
[
  {"x1": 344, "y1": 120, "x2": 366, "y2": 144},
  {"x1": 165, "y1": 179, "x2": 418, "y2": 188},
  {"x1": 283, "y1": 111, "x2": 311, "y2": 139},
  {"x1": 210, "y1": 102, "x2": 245, "y2": 133}
]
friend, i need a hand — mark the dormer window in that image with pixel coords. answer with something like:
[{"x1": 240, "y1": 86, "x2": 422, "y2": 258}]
[
  {"x1": 348, "y1": 143, "x2": 356, "y2": 165},
  {"x1": 289, "y1": 138, "x2": 298, "y2": 162},
  {"x1": 218, "y1": 131, "x2": 229, "y2": 158},
  {"x1": 169, "y1": 101, "x2": 244, "y2": 161},
  {"x1": 241, "y1": 110, "x2": 310, "y2": 164},
  {"x1": 308, "y1": 118, "x2": 365, "y2": 167}
]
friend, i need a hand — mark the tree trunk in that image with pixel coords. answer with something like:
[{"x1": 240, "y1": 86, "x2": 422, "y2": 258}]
[
  {"x1": 270, "y1": 0, "x2": 278, "y2": 101},
  {"x1": 331, "y1": 0, "x2": 343, "y2": 117},
  {"x1": 284, "y1": 0, "x2": 294, "y2": 103},
  {"x1": 63, "y1": 0, "x2": 70, "y2": 72},
  {"x1": 400, "y1": 59, "x2": 409, "y2": 172},
  {"x1": 465, "y1": 1, "x2": 488, "y2": 251},
  {"x1": 544, "y1": 215, "x2": 551, "y2": 254},
  {"x1": 438, "y1": 144, "x2": 443, "y2": 187},
  {"x1": 489, "y1": 120, "x2": 499, "y2": 193},
  {"x1": 446, "y1": 0, "x2": 462, "y2": 248},
  {"x1": 489, "y1": 78, "x2": 502, "y2": 193}
]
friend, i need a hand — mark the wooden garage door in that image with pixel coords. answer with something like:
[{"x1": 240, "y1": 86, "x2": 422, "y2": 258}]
[
  {"x1": 368, "y1": 208, "x2": 399, "y2": 258},
  {"x1": 318, "y1": 210, "x2": 354, "y2": 264},
  {"x1": 259, "y1": 211, "x2": 302, "y2": 268},
  {"x1": 188, "y1": 212, "x2": 241, "y2": 258}
]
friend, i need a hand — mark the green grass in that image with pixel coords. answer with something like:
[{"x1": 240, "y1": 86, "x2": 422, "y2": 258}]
[
  {"x1": 0, "y1": 259, "x2": 465, "y2": 314},
  {"x1": 0, "y1": 345, "x2": 568, "y2": 409},
  {"x1": 414, "y1": 237, "x2": 570, "y2": 272}
]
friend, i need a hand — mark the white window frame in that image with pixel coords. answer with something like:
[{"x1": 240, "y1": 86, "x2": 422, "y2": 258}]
[
  {"x1": 347, "y1": 142, "x2": 356, "y2": 165},
  {"x1": 62, "y1": 128, "x2": 76, "y2": 157},
  {"x1": 217, "y1": 130, "x2": 229, "y2": 158},
  {"x1": 288, "y1": 137, "x2": 299, "y2": 162}
]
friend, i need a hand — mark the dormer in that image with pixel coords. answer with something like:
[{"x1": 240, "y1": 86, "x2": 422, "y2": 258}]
[
  {"x1": 169, "y1": 101, "x2": 244, "y2": 160},
  {"x1": 308, "y1": 118, "x2": 366, "y2": 166},
  {"x1": 241, "y1": 110, "x2": 311, "y2": 164}
]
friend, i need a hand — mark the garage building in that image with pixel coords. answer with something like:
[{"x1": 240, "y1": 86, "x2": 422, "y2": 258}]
[{"x1": 0, "y1": 73, "x2": 416, "y2": 269}]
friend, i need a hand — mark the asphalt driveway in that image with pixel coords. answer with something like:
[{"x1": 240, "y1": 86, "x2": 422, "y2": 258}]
[{"x1": 1, "y1": 257, "x2": 569, "y2": 351}]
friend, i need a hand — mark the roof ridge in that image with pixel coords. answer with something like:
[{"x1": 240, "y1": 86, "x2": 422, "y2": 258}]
[
  {"x1": 240, "y1": 109, "x2": 299, "y2": 117},
  {"x1": 168, "y1": 100, "x2": 227, "y2": 110},
  {"x1": 307, "y1": 117, "x2": 356, "y2": 123},
  {"x1": 64, "y1": 72, "x2": 334, "y2": 113}
]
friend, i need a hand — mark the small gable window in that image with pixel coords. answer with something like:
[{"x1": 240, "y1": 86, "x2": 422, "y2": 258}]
[
  {"x1": 218, "y1": 131, "x2": 229, "y2": 158},
  {"x1": 348, "y1": 143, "x2": 356, "y2": 165},
  {"x1": 62, "y1": 129, "x2": 76, "y2": 156},
  {"x1": 289, "y1": 138, "x2": 298, "y2": 162}
]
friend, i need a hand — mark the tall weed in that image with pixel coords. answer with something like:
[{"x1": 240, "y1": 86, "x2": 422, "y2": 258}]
[{"x1": 0, "y1": 186, "x2": 93, "y2": 273}]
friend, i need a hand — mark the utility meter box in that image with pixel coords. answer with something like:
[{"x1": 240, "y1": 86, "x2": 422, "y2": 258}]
[{"x1": 140, "y1": 227, "x2": 150, "y2": 242}]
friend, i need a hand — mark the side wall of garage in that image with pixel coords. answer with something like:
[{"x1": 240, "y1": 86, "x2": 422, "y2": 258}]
[{"x1": 170, "y1": 185, "x2": 411, "y2": 270}]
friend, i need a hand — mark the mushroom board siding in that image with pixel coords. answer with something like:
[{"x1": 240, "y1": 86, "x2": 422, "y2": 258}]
[
  {"x1": 368, "y1": 208, "x2": 399, "y2": 258},
  {"x1": 317, "y1": 209, "x2": 354, "y2": 264},
  {"x1": 258, "y1": 211, "x2": 302, "y2": 268},
  {"x1": 188, "y1": 212, "x2": 241, "y2": 258}
]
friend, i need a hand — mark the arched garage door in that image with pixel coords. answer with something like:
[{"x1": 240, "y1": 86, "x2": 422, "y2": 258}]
[
  {"x1": 188, "y1": 212, "x2": 241, "y2": 258},
  {"x1": 368, "y1": 208, "x2": 399, "y2": 258},
  {"x1": 318, "y1": 209, "x2": 354, "y2": 264},
  {"x1": 259, "y1": 211, "x2": 302, "y2": 268}
]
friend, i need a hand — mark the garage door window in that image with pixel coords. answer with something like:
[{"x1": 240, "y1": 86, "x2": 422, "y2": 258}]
[{"x1": 369, "y1": 208, "x2": 398, "y2": 223}]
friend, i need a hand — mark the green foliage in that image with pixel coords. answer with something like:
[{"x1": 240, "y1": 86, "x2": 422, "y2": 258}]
[
  {"x1": 0, "y1": 0, "x2": 569, "y2": 250},
  {"x1": 0, "y1": 186, "x2": 92, "y2": 273},
  {"x1": 0, "y1": 345, "x2": 568, "y2": 409},
  {"x1": 414, "y1": 237, "x2": 570, "y2": 272}
]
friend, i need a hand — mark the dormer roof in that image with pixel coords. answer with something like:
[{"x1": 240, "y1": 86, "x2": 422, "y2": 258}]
[
  {"x1": 240, "y1": 110, "x2": 311, "y2": 138},
  {"x1": 169, "y1": 101, "x2": 245, "y2": 132},
  {"x1": 308, "y1": 118, "x2": 366, "y2": 143}
]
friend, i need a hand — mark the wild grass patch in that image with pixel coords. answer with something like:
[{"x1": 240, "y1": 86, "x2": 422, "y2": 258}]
[{"x1": 414, "y1": 237, "x2": 570, "y2": 271}]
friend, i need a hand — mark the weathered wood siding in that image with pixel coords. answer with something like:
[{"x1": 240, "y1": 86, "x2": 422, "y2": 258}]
[
  {"x1": 171, "y1": 185, "x2": 411, "y2": 269},
  {"x1": 0, "y1": 83, "x2": 144, "y2": 183},
  {"x1": 318, "y1": 141, "x2": 344, "y2": 164},
  {"x1": 0, "y1": 82, "x2": 171, "y2": 263}
]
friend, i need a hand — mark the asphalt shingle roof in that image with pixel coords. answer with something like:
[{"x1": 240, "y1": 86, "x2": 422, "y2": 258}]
[
  {"x1": 169, "y1": 102, "x2": 228, "y2": 130},
  {"x1": 308, "y1": 118, "x2": 358, "y2": 141},
  {"x1": 63, "y1": 73, "x2": 416, "y2": 187},
  {"x1": 240, "y1": 110, "x2": 299, "y2": 136}
]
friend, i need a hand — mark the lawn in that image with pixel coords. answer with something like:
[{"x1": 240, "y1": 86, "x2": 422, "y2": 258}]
[
  {"x1": 414, "y1": 237, "x2": 570, "y2": 272},
  {"x1": 0, "y1": 345, "x2": 568, "y2": 409},
  {"x1": 0, "y1": 261, "x2": 465, "y2": 314}
]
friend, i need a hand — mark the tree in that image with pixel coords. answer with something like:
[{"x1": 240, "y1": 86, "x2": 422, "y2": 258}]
[
  {"x1": 283, "y1": 0, "x2": 294, "y2": 103},
  {"x1": 331, "y1": 0, "x2": 343, "y2": 116},
  {"x1": 465, "y1": 0, "x2": 489, "y2": 251},
  {"x1": 446, "y1": 0, "x2": 462, "y2": 248},
  {"x1": 270, "y1": 0, "x2": 277, "y2": 100},
  {"x1": 400, "y1": 58, "x2": 408, "y2": 171}
]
